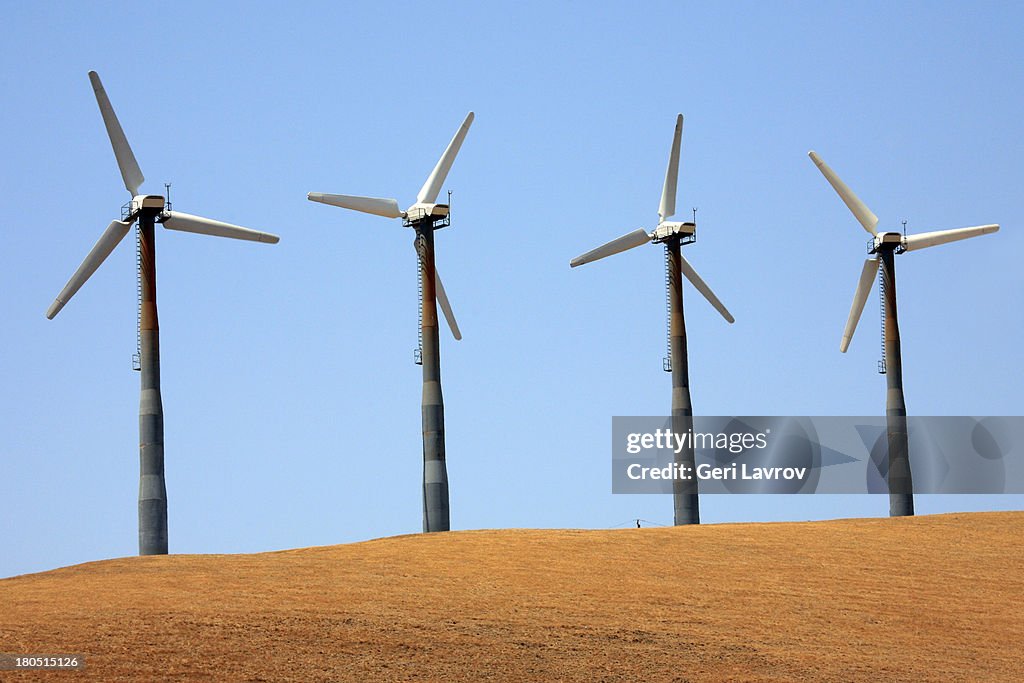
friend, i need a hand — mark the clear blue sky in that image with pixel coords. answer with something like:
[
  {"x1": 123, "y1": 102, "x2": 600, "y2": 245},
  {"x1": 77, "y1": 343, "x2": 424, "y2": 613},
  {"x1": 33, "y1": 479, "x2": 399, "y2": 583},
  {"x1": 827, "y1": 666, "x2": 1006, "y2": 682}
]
[{"x1": 1, "y1": 1, "x2": 1021, "y2": 578}]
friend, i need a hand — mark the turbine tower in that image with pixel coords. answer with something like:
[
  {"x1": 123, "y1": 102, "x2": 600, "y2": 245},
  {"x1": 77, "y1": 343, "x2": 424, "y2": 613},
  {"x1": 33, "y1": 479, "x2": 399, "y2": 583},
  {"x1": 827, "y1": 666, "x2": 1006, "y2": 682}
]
[
  {"x1": 808, "y1": 150, "x2": 998, "y2": 516},
  {"x1": 570, "y1": 115, "x2": 734, "y2": 525},
  {"x1": 307, "y1": 112, "x2": 473, "y2": 533},
  {"x1": 46, "y1": 71, "x2": 280, "y2": 555}
]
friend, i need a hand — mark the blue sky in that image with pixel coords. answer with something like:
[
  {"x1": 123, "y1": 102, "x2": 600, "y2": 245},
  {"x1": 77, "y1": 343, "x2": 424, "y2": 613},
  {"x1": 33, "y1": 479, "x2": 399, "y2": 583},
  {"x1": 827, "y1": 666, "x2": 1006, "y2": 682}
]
[{"x1": 2, "y1": 1, "x2": 1021, "y2": 578}]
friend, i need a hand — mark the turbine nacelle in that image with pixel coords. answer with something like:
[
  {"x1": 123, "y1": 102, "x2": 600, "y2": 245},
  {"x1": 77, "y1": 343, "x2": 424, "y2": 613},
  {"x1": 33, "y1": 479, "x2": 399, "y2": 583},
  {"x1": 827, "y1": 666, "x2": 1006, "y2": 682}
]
[
  {"x1": 652, "y1": 221, "x2": 696, "y2": 243},
  {"x1": 125, "y1": 194, "x2": 167, "y2": 219},
  {"x1": 869, "y1": 231, "x2": 905, "y2": 254},
  {"x1": 404, "y1": 202, "x2": 450, "y2": 223}
]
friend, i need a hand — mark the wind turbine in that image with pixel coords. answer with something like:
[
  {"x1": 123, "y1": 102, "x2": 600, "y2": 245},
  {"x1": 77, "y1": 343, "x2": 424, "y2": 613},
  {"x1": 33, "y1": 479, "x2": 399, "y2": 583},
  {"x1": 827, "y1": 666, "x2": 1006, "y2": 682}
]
[
  {"x1": 46, "y1": 71, "x2": 280, "y2": 555},
  {"x1": 307, "y1": 112, "x2": 473, "y2": 533},
  {"x1": 808, "y1": 150, "x2": 999, "y2": 516},
  {"x1": 570, "y1": 115, "x2": 734, "y2": 525}
]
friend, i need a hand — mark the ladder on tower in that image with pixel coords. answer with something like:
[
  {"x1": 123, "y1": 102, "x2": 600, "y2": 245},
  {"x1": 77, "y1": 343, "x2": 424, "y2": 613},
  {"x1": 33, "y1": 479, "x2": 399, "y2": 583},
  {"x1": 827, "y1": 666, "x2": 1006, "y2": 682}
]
[
  {"x1": 413, "y1": 233, "x2": 424, "y2": 365},
  {"x1": 877, "y1": 261, "x2": 886, "y2": 374},
  {"x1": 132, "y1": 224, "x2": 142, "y2": 372},
  {"x1": 662, "y1": 245, "x2": 672, "y2": 372}
]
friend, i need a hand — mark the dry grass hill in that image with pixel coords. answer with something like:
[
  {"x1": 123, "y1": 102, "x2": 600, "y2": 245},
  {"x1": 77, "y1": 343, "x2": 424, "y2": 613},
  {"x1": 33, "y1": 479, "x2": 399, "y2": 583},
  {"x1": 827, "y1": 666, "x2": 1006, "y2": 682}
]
[{"x1": 2, "y1": 512, "x2": 1022, "y2": 681}]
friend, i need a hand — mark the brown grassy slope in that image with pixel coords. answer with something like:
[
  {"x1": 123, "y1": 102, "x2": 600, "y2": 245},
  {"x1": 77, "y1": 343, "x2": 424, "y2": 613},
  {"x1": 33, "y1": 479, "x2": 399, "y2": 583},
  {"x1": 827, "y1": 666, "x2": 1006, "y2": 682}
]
[{"x1": 1, "y1": 512, "x2": 1022, "y2": 682}]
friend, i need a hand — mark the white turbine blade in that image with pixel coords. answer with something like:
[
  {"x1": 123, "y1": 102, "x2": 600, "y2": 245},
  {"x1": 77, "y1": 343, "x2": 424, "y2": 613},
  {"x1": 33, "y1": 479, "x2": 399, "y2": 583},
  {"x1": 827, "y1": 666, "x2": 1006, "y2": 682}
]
[
  {"x1": 678, "y1": 254, "x2": 734, "y2": 323},
  {"x1": 46, "y1": 220, "x2": 132, "y2": 319},
  {"x1": 808, "y1": 151, "x2": 878, "y2": 236},
  {"x1": 307, "y1": 193, "x2": 403, "y2": 219},
  {"x1": 658, "y1": 114, "x2": 683, "y2": 222},
  {"x1": 416, "y1": 112, "x2": 475, "y2": 205},
  {"x1": 162, "y1": 211, "x2": 279, "y2": 244},
  {"x1": 434, "y1": 269, "x2": 462, "y2": 341},
  {"x1": 569, "y1": 228, "x2": 651, "y2": 268},
  {"x1": 88, "y1": 71, "x2": 144, "y2": 195},
  {"x1": 840, "y1": 258, "x2": 879, "y2": 353},
  {"x1": 903, "y1": 224, "x2": 999, "y2": 252}
]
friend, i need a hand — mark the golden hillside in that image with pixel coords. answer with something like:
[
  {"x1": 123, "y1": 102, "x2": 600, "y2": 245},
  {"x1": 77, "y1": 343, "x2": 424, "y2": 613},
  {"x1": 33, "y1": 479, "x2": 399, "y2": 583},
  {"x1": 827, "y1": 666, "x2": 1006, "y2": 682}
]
[{"x1": 2, "y1": 512, "x2": 1022, "y2": 681}]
